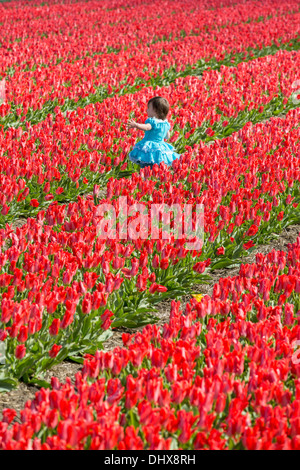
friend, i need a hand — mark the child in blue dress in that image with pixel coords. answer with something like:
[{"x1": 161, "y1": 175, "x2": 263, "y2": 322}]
[{"x1": 126, "y1": 96, "x2": 181, "y2": 169}]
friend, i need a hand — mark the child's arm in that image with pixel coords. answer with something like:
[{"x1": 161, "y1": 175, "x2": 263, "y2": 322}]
[
  {"x1": 166, "y1": 130, "x2": 170, "y2": 140},
  {"x1": 127, "y1": 119, "x2": 152, "y2": 131}
]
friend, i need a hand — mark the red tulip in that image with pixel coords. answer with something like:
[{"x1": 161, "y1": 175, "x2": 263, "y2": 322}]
[
  {"x1": 30, "y1": 199, "x2": 39, "y2": 208},
  {"x1": 49, "y1": 344, "x2": 62, "y2": 358},
  {"x1": 277, "y1": 211, "x2": 284, "y2": 221},
  {"x1": 2, "y1": 408, "x2": 17, "y2": 424},
  {"x1": 243, "y1": 240, "x2": 255, "y2": 250},
  {"x1": 49, "y1": 318, "x2": 61, "y2": 336}
]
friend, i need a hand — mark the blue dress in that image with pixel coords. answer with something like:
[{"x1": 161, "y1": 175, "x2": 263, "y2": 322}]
[{"x1": 129, "y1": 117, "x2": 181, "y2": 166}]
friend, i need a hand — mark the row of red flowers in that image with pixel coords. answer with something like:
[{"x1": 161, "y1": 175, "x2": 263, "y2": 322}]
[
  {"x1": 1, "y1": 3, "x2": 299, "y2": 118},
  {"x1": 2, "y1": 0, "x2": 298, "y2": 75}
]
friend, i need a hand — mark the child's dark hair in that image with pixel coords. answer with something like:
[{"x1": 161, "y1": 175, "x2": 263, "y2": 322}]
[{"x1": 148, "y1": 96, "x2": 169, "y2": 120}]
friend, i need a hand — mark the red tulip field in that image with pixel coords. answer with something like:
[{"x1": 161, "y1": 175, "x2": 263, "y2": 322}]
[{"x1": 0, "y1": 0, "x2": 300, "y2": 451}]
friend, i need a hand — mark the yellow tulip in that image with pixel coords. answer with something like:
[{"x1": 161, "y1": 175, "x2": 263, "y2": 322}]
[{"x1": 192, "y1": 294, "x2": 203, "y2": 302}]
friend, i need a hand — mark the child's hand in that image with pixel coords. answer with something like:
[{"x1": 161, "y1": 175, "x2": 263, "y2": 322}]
[{"x1": 127, "y1": 119, "x2": 137, "y2": 130}]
